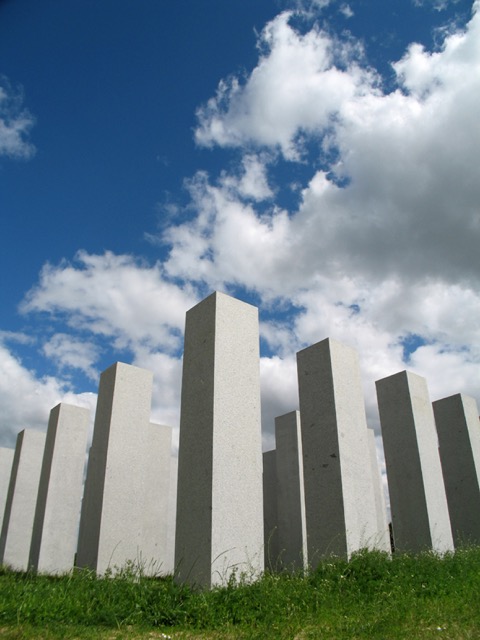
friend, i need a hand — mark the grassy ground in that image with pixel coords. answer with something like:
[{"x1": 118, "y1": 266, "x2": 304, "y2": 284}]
[{"x1": 1, "y1": 548, "x2": 479, "y2": 639}]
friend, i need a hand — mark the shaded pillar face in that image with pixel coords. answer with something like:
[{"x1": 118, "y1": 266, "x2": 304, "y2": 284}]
[
  {"x1": 297, "y1": 338, "x2": 379, "y2": 566},
  {"x1": 433, "y1": 394, "x2": 480, "y2": 546},
  {"x1": 0, "y1": 430, "x2": 46, "y2": 571},
  {"x1": 29, "y1": 403, "x2": 90, "y2": 574},
  {"x1": 175, "y1": 292, "x2": 264, "y2": 588},
  {"x1": 263, "y1": 449, "x2": 278, "y2": 572},
  {"x1": 76, "y1": 362, "x2": 155, "y2": 574},
  {"x1": 0, "y1": 448, "x2": 14, "y2": 533},
  {"x1": 376, "y1": 370, "x2": 454, "y2": 554},
  {"x1": 275, "y1": 411, "x2": 307, "y2": 571}
]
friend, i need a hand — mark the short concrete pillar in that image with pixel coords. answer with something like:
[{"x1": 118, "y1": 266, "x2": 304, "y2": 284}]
[
  {"x1": 77, "y1": 362, "x2": 169, "y2": 574},
  {"x1": 297, "y1": 338, "x2": 379, "y2": 565},
  {"x1": 175, "y1": 292, "x2": 264, "y2": 587},
  {"x1": 275, "y1": 411, "x2": 307, "y2": 571},
  {"x1": 433, "y1": 393, "x2": 480, "y2": 546},
  {"x1": 263, "y1": 449, "x2": 279, "y2": 572},
  {"x1": 0, "y1": 430, "x2": 46, "y2": 571},
  {"x1": 0, "y1": 448, "x2": 14, "y2": 532},
  {"x1": 376, "y1": 370, "x2": 454, "y2": 553},
  {"x1": 141, "y1": 422, "x2": 172, "y2": 575},
  {"x1": 366, "y1": 429, "x2": 391, "y2": 553},
  {"x1": 166, "y1": 456, "x2": 178, "y2": 575},
  {"x1": 29, "y1": 403, "x2": 90, "y2": 574}
]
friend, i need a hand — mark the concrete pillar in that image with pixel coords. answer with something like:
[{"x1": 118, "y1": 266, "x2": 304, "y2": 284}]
[
  {"x1": 376, "y1": 370, "x2": 454, "y2": 553},
  {"x1": 0, "y1": 430, "x2": 46, "y2": 571},
  {"x1": 433, "y1": 393, "x2": 480, "y2": 546},
  {"x1": 0, "y1": 448, "x2": 14, "y2": 532},
  {"x1": 141, "y1": 422, "x2": 172, "y2": 575},
  {"x1": 76, "y1": 362, "x2": 158, "y2": 574},
  {"x1": 297, "y1": 338, "x2": 379, "y2": 566},
  {"x1": 175, "y1": 292, "x2": 264, "y2": 587},
  {"x1": 263, "y1": 449, "x2": 278, "y2": 572},
  {"x1": 29, "y1": 403, "x2": 90, "y2": 574},
  {"x1": 275, "y1": 411, "x2": 307, "y2": 571},
  {"x1": 367, "y1": 429, "x2": 391, "y2": 553},
  {"x1": 166, "y1": 455, "x2": 178, "y2": 575}
]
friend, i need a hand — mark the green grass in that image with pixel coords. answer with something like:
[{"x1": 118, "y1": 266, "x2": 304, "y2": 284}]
[{"x1": 1, "y1": 548, "x2": 480, "y2": 639}]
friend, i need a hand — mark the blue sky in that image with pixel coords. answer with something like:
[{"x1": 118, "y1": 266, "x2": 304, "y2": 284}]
[{"x1": 1, "y1": 0, "x2": 479, "y2": 453}]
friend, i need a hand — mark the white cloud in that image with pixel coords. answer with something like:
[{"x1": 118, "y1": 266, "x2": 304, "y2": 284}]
[
  {"x1": 20, "y1": 250, "x2": 198, "y2": 354},
  {"x1": 195, "y1": 11, "x2": 376, "y2": 159},
  {"x1": 17, "y1": 251, "x2": 197, "y2": 449},
  {"x1": 189, "y1": 3, "x2": 480, "y2": 293},
  {"x1": 131, "y1": 347, "x2": 183, "y2": 450},
  {"x1": 409, "y1": 343, "x2": 480, "y2": 402},
  {"x1": 0, "y1": 339, "x2": 96, "y2": 448},
  {"x1": 260, "y1": 355, "x2": 299, "y2": 449},
  {"x1": 163, "y1": 172, "x2": 292, "y2": 295},
  {"x1": 185, "y1": 4, "x2": 480, "y2": 288},
  {"x1": 0, "y1": 330, "x2": 34, "y2": 346},
  {"x1": 161, "y1": 3, "x2": 480, "y2": 442},
  {"x1": 340, "y1": 4, "x2": 354, "y2": 18},
  {"x1": 0, "y1": 79, "x2": 35, "y2": 160},
  {"x1": 7, "y1": 2, "x2": 480, "y2": 462},
  {"x1": 42, "y1": 333, "x2": 100, "y2": 380},
  {"x1": 220, "y1": 153, "x2": 273, "y2": 201},
  {"x1": 413, "y1": 0, "x2": 461, "y2": 11}
]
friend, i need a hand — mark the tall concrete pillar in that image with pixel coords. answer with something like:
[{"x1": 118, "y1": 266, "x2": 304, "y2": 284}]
[
  {"x1": 263, "y1": 449, "x2": 278, "y2": 572},
  {"x1": 433, "y1": 393, "x2": 480, "y2": 546},
  {"x1": 76, "y1": 362, "x2": 159, "y2": 574},
  {"x1": 275, "y1": 411, "x2": 307, "y2": 571},
  {"x1": 141, "y1": 422, "x2": 172, "y2": 575},
  {"x1": 175, "y1": 292, "x2": 264, "y2": 587},
  {"x1": 376, "y1": 370, "x2": 454, "y2": 553},
  {"x1": 0, "y1": 430, "x2": 46, "y2": 571},
  {"x1": 0, "y1": 448, "x2": 14, "y2": 532},
  {"x1": 29, "y1": 403, "x2": 90, "y2": 574},
  {"x1": 297, "y1": 338, "x2": 379, "y2": 566},
  {"x1": 367, "y1": 429, "x2": 391, "y2": 553}
]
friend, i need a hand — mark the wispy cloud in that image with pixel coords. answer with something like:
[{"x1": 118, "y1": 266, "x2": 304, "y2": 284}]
[
  {"x1": 20, "y1": 250, "x2": 198, "y2": 355},
  {"x1": 0, "y1": 78, "x2": 35, "y2": 160},
  {"x1": 42, "y1": 333, "x2": 101, "y2": 381}
]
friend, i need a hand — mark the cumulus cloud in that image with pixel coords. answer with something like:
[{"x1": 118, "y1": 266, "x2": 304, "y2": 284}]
[
  {"x1": 131, "y1": 347, "x2": 183, "y2": 449},
  {"x1": 42, "y1": 333, "x2": 100, "y2": 381},
  {"x1": 20, "y1": 250, "x2": 198, "y2": 354},
  {"x1": 163, "y1": 172, "x2": 291, "y2": 295},
  {"x1": 0, "y1": 78, "x2": 35, "y2": 160},
  {"x1": 0, "y1": 339, "x2": 96, "y2": 448},
  {"x1": 188, "y1": 3, "x2": 480, "y2": 293},
  {"x1": 187, "y1": 4, "x2": 479, "y2": 284},
  {"x1": 9, "y1": 2, "x2": 480, "y2": 457},
  {"x1": 161, "y1": 2, "x2": 480, "y2": 439},
  {"x1": 260, "y1": 355, "x2": 299, "y2": 449},
  {"x1": 16, "y1": 251, "x2": 198, "y2": 445},
  {"x1": 195, "y1": 11, "x2": 376, "y2": 159},
  {"x1": 220, "y1": 153, "x2": 274, "y2": 201}
]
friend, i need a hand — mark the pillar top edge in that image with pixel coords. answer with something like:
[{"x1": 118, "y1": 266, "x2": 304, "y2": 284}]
[
  {"x1": 375, "y1": 369, "x2": 426, "y2": 386},
  {"x1": 54, "y1": 402, "x2": 91, "y2": 412},
  {"x1": 432, "y1": 392, "x2": 472, "y2": 405},
  {"x1": 296, "y1": 336, "x2": 355, "y2": 357},
  {"x1": 186, "y1": 290, "x2": 259, "y2": 314},
  {"x1": 274, "y1": 409, "x2": 300, "y2": 422},
  {"x1": 101, "y1": 361, "x2": 154, "y2": 376}
]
